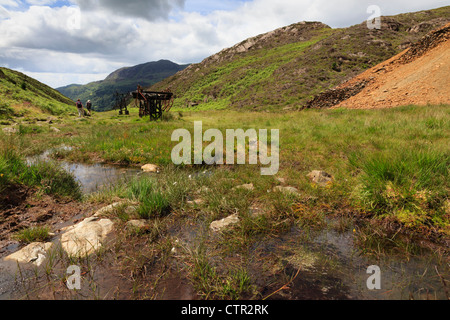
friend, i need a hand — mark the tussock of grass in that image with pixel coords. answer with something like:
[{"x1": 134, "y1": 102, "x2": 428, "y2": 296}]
[{"x1": 13, "y1": 226, "x2": 51, "y2": 244}]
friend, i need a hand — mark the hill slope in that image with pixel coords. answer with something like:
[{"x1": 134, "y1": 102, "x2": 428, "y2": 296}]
[
  {"x1": 57, "y1": 60, "x2": 189, "y2": 112},
  {"x1": 150, "y1": 6, "x2": 450, "y2": 111},
  {"x1": 0, "y1": 67, "x2": 74, "y2": 119}
]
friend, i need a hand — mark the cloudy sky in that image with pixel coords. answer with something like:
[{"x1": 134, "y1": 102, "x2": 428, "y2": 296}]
[{"x1": 0, "y1": 0, "x2": 448, "y2": 88}]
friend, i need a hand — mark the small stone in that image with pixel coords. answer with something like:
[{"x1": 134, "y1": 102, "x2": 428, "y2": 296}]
[
  {"x1": 210, "y1": 214, "x2": 240, "y2": 232},
  {"x1": 273, "y1": 186, "x2": 299, "y2": 195},
  {"x1": 307, "y1": 170, "x2": 334, "y2": 187},
  {"x1": 141, "y1": 164, "x2": 159, "y2": 173},
  {"x1": 126, "y1": 220, "x2": 148, "y2": 230},
  {"x1": 235, "y1": 183, "x2": 255, "y2": 191},
  {"x1": 187, "y1": 199, "x2": 204, "y2": 206}
]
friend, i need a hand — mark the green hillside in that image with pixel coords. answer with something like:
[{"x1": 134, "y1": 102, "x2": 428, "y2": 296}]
[
  {"x1": 151, "y1": 6, "x2": 450, "y2": 111},
  {"x1": 0, "y1": 67, "x2": 74, "y2": 120},
  {"x1": 57, "y1": 60, "x2": 189, "y2": 112}
]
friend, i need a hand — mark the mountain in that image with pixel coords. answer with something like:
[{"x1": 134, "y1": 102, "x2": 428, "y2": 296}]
[
  {"x1": 0, "y1": 67, "x2": 74, "y2": 120},
  {"x1": 57, "y1": 60, "x2": 189, "y2": 112},
  {"x1": 150, "y1": 6, "x2": 450, "y2": 111},
  {"x1": 306, "y1": 23, "x2": 450, "y2": 109}
]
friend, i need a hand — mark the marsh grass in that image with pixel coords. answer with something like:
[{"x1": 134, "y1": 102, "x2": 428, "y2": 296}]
[
  {"x1": 0, "y1": 135, "x2": 81, "y2": 199},
  {"x1": 13, "y1": 226, "x2": 51, "y2": 244}
]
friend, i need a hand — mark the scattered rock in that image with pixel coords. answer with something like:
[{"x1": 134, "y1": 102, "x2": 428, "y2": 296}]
[
  {"x1": 210, "y1": 214, "x2": 240, "y2": 232},
  {"x1": 50, "y1": 127, "x2": 61, "y2": 133},
  {"x1": 60, "y1": 217, "x2": 115, "y2": 257},
  {"x1": 187, "y1": 199, "x2": 204, "y2": 206},
  {"x1": 249, "y1": 205, "x2": 264, "y2": 218},
  {"x1": 141, "y1": 164, "x2": 159, "y2": 173},
  {"x1": 307, "y1": 171, "x2": 334, "y2": 187},
  {"x1": 2, "y1": 127, "x2": 18, "y2": 135},
  {"x1": 4, "y1": 242, "x2": 53, "y2": 267},
  {"x1": 94, "y1": 202, "x2": 125, "y2": 217},
  {"x1": 276, "y1": 177, "x2": 287, "y2": 184},
  {"x1": 273, "y1": 186, "x2": 300, "y2": 195},
  {"x1": 234, "y1": 183, "x2": 255, "y2": 191},
  {"x1": 126, "y1": 220, "x2": 149, "y2": 230}
]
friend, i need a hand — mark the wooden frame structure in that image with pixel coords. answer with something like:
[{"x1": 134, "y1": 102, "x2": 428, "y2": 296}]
[{"x1": 131, "y1": 86, "x2": 174, "y2": 121}]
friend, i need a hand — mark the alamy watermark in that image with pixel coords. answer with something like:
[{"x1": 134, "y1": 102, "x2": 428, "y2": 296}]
[
  {"x1": 171, "y1": 121, "x2": 280, "y2": 176},
  {"x1": 367, "y1": 5, "x2": 382, "y2": 30},
  {"x1": 66, "y1": 265, "x2": 81, "y2": 290},
  {"x1": 66, "y1": 7, "x2": 81, "y2": 30},
  {"x1": 366, "y1": 265, "x2": 381, "y2": 290}
]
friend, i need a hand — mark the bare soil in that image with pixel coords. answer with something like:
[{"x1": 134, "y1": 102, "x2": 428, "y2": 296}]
[{"x1": 306, "y1": 23, "x2": 450, "y2": 109}]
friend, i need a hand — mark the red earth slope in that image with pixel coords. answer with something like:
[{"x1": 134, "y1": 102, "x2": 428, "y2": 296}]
[{"x1": 306, "y1": 23, "x2": 450, "y2": 109}]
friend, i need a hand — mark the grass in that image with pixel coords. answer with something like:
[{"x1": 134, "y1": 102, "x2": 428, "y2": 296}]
[
  {"x1": 0, "y1": 67, "x2": 74, "y2": 119},
  {"x1": 0, "y1": 135, "x2": 82, "y2": 200},
  {"x1": 1, "y1": 103, "x2": 449, "y2": 300},
  {"x1": 13, "y1": 226, "x2": 51, "y2": 244}
]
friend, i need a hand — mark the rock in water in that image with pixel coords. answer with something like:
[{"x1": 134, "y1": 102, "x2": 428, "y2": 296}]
[
  {"x1": 60, "y1": 217, "x2": 114, "y2": 258},
  {"x1": 4, "y1": 242, "x2": 53, "y2": 267},
  {"x1": 141, "y1": 164, "x2": 159, "y2": 173}
]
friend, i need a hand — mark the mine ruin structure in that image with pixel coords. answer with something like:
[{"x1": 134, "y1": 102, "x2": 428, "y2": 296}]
[{"x1": 132, "y1": 86, "x2": 174, "y2": 121}]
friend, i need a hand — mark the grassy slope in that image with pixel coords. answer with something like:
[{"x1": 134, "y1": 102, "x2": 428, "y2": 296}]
[
  {"x1": 0, "y1": 67, "x2": 74, "y2": 120},
  {"x1": 151, "y1": 6, "x2": 450, "y2": 111}
]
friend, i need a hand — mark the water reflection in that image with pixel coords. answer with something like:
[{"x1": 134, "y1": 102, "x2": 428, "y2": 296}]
[{"x1": 27, "y1": 146, "x2": 144, "y2": 194}]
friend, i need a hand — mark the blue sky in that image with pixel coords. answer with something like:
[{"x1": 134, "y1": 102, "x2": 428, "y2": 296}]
[{"x1": 0, "y1": 0, "x2": 448, "y2": 88}]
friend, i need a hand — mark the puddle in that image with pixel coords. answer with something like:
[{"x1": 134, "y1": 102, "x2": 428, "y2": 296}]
[
  {"x1": 27, "y1": 146, "x2": 144, "y2": 195},
  {"x1": 262, "y1": 226, "x2": 449, "y2": 300}
]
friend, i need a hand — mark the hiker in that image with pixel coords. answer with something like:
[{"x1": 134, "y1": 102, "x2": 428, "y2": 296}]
[
  {"x1": 86, "y1": 100, "x2": 92, "y2": 116},
  {"x1": 76, "y1": 99, "x2": 84, "y2": 117}
]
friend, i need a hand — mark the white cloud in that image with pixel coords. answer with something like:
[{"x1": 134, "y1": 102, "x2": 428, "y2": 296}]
[{"x1": 0, "y1": 0, "x2": 448, "y2": 88}]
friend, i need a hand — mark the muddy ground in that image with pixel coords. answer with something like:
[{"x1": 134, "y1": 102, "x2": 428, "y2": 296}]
[{"x1": 0, "y1": 185, "x2": 102, "y2": 259}]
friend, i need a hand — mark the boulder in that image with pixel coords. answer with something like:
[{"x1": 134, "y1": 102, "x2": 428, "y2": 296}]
[
  {"x1": 60, "y1": 217, "x2": 114, "y2": 257},
  {"x1": 307, "y1": 171, "x2": 334, "y2": 187},
  {"x1": 210, "y1": 214, "x2": 240, "y2": 232},
  {"x1": 4, "y1": 242, "x2": 53, "y2": 267}
]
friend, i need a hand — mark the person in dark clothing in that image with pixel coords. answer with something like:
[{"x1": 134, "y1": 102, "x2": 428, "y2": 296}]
[
  {"x1": 86, "y1": 100, "x2": 92, "y2": 116},
  {"x1": 76, "y1": 99, "x2": 83, "y2": 118}
]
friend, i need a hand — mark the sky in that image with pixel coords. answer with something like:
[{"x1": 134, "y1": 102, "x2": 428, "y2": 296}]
[{"x1": 0, "y1": 0, "x2": 448, "y2": 88}]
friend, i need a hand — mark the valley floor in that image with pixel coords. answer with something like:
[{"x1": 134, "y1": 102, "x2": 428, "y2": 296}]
[{"x1": 0, "y1": 104, "x2": 449, "y2": 300}]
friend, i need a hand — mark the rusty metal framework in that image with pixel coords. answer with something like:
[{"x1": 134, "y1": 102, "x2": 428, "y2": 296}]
[{"x1": 131, "y1": 86, "x2": 174, "y2": 121}]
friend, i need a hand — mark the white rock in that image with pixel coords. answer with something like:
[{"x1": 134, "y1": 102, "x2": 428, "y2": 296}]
[
  {"x1": 234, "y1": 183, "x2": 255, "y2": 191},
  {"x1": 273, "y1": 186, "x2": 299, "y2": 195},
  {"x1": 4, "y1": 242, "x2": 53, "y2": 267},
  {"x1": 141, "y1": 164, "x2": 159, "y2": 173},
  {"x1": 60, "y1": 217, "x2": 114, "y2": 257},
  {"x1": 307, "y1": 170, "x2": 334, "y2": 187},
  {"x1": 210, "y1": 214, "x2": 240, "y2": 232}
]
